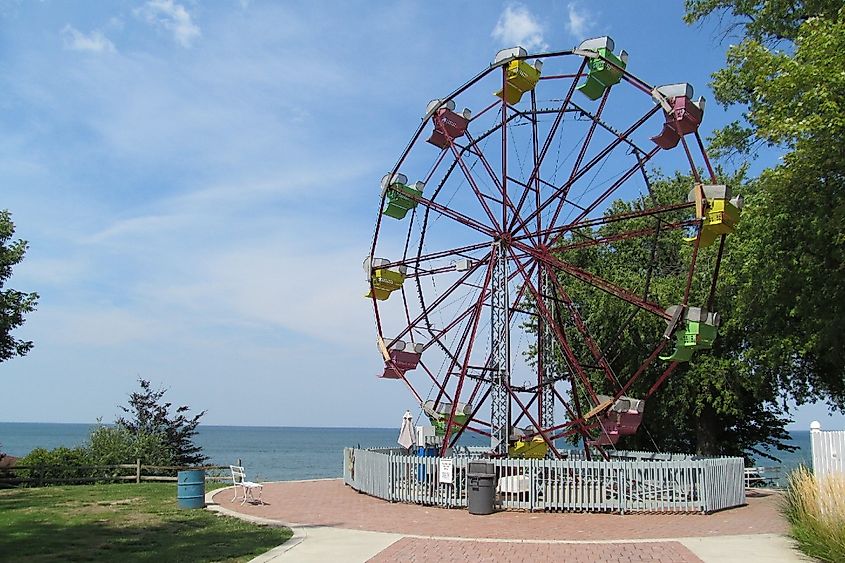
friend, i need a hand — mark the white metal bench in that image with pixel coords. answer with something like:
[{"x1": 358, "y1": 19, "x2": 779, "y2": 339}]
[{"x1": 230, "y1": 465, "x2": 264, "y2": 505}]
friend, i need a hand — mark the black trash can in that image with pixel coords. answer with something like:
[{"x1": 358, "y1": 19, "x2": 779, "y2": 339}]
[{"x1": 467, "y1": 461, "x2": 496, "y2": 515}]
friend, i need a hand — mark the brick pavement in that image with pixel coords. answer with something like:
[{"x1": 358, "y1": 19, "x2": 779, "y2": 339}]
[
  {"x1": 212, "y1": 480, "x2": 788, "y2": 541},
  {"x1": 368, "y1": 538, "x2": 703, "y2": 563}
]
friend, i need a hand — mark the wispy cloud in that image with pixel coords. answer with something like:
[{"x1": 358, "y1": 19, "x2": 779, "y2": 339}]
[
  {"x1": 491, "y1": 3, "x2": 547, "y2": 51},
  {"x1": 61, "y1": 25, "x2": 116, "y2": 53},
  {"x1": 135, "y1": 0, "x2": 200, "y2": 47},
  {"x1": 565, "y1": 2, "x2": 594, "y2": 39}
]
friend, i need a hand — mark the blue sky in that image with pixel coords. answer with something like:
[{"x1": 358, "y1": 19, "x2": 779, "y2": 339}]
[{"x1": 1, "y1": 0, "x2": 842, "y2": 432}]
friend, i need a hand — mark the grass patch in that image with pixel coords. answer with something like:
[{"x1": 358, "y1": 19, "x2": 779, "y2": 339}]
[
  {"x1": 0, "y1": 483, "x2": 291, "y2": 562},
  {"x1": 782, "y1": 466, "x2": 845, "y2": 562}
]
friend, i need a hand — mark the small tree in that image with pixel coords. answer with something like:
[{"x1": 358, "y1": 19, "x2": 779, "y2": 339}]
[
  {"x1": 87, "y1": 423, "x2": 174, "y2": 467},
  {"x1": 116, "y1": 379, "x2": 208, "y2": 466},
  {"x1": 0, "y1": 210, "x2": 39, "y2": 363}
]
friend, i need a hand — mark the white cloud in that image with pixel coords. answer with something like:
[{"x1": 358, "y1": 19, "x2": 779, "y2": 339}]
[
  {"x1": 491, "y1": 3, "x2": 546, "y2": 51},
  {"x1": 61, "y1": 25, "x2": 116, "y2": 53},
  {"x1": 565, "y1": 2, "x2": 594, "y2": 39},
  {"x1": 135, "y1": 0, "x2": 201, "y2": 47}
]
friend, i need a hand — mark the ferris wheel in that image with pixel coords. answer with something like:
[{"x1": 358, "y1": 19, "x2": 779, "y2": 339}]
[{"x1": 366, "y1": 36, "x2": 741, "y2": 459}]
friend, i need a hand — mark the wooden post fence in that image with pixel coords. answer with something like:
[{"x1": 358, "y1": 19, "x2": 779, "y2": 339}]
[{"x1": 0, "y1": 463, "x2": 233, "y2": 487}]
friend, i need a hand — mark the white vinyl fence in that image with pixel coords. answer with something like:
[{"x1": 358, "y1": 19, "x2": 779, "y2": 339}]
[
  {"x1": 343, "y1": 447, "x2": 745, "y2": 514},
  {"x1": 811, "y1": 421, "x2": 845, "y2": 477}
]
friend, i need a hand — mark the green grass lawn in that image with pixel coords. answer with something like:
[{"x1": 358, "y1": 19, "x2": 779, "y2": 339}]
[{"x1": 0, "y1": 483, "x2": 292, "y2": 562}]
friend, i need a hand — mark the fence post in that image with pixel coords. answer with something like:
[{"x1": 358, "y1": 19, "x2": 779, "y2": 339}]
[
  {"x1": 810, "y1": 420, "x2": 821, "y2": 476},
  {"x1": 619, "y1": 463, "x2": 626, "y2": 515},
  {"x1": 37, "y1": 466, "x2": 44, "y2": 488},
  {"x1": 136, "y1": 458, "x2": 142, "y2": 484}
]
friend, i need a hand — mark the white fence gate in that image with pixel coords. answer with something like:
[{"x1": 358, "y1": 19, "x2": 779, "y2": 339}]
[{"x1": 811, "y1": 421, "x2": 845, "y2": 477}]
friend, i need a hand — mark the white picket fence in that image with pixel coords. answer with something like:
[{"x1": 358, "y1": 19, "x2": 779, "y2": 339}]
[
  {"x1": 343, "y1": 447, "x2": 745, "y2": 514},
  {"x1": 811, "y1": 422, "x2": 845, "y2": 477}
]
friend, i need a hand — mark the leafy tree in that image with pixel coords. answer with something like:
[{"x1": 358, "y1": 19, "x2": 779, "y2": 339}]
[
  {"x1": 684, "y1": 2, "x2": 845, "y2": 410},
  {"x1": 87, "y1": 423, "x2": 174, "y2": 467},
  {"x1": 117, "y1": 379, "x2": 208, "y2": 466},
  {"x1": 548, "y1": 2, "x2": 845, "y2": 458},
  {"x1": 0, "y1": 210, "x2": 38, "y2": 362},
  {"x1": 555, "y1": 172, "x2": 793, "y2": 459}
]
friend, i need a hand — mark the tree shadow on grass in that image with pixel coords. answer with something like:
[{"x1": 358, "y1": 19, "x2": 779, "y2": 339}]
[{"x1": 0, "y1": 490, "x2": 291, "y2": 563}]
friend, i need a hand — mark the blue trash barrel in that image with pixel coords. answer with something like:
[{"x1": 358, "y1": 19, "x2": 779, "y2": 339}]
[
  {"x1": 416, "y1": 446, "x2": 437, "y2": 481},
  {"x1": 177, "y1": 469, "x2": 206, "y2": 509}
]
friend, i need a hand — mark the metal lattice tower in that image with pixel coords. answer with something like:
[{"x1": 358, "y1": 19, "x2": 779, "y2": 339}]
[
  {"x1": 539, "y1": 269, "x2": 557, "y2": 434},
  {"x1": 490, "y1": 240, "x2": 510, "y2": 454}
]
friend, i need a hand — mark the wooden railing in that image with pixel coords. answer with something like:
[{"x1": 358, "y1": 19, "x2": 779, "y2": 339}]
[{"x1": 0, "y1": 459, "x2": 231, "y2": 487}]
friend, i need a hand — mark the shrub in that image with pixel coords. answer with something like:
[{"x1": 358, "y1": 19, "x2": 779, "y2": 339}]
[
  {"x1": 87, "y1": 424, "x2": 175, "y2": 467},
  {"x1": 782, "y1": 466, "x2": 845, "y2": 562},
  {"x1": 16, "y1": 446, "x2": 92, "y2": 481}
]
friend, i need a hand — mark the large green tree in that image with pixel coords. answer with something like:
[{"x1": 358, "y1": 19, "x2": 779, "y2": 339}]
[
  {"x1": 684, "y1": 1, "x2": 845, "y2": 409},
  {"x1": 556, "y1": 171, "x2": 792, "y2": 459},
  {"x1": 565, "y1": 2, "x2": 845, "y2": 459},
  {"x1": 0, "y1": 210, "x2": 38, "y2": 363}
]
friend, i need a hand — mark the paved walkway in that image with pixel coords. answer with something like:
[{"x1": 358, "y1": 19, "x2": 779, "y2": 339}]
[{"x1": 209, "y1": 480, "x2": 809, "y2": 563}]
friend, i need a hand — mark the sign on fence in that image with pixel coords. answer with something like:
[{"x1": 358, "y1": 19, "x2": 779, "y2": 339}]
[{"x1": 438, "y1": 457, "x2": 454, "y2": 484}]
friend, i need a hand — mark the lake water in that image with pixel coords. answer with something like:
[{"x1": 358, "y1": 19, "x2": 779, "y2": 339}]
[{"x1": 0, "y1": 422, "x2": 812, "y2": 483}]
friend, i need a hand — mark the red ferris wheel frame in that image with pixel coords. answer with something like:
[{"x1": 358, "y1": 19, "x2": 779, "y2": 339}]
[{"x1": 366, "y1": 40, "x2": 730, "y2": 459}]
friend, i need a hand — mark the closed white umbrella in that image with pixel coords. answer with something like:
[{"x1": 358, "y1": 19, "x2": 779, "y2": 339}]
[{"x1": 397, "y1": 410, "x2": 416, "y2": 450}]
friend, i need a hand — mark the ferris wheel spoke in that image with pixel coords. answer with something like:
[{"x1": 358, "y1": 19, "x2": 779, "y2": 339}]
[
  {"x1": 446, "y1": 141, "x2": 503, "y2": 232},
  {"x1": 540, "y1": 261, "x2": 619, "y2": 387},
  {"x1": 506, "y1": 383, "x2": 561, "y2": 457},
  {"x1": 538, "y1": 90, "x2": 610, "y2": 234},
  {"x1": 404, "y1": 190, "x2": 497, "y2": 237},
  {"x1": 462, "y1": 131, "x2": 538, "y2": 244},
  {"x1": 526, "y1": 201, "x2": 695, "y2": 244},
  {"x1": 694, "y1": 130, "x2": 719, "y2": 184},
  {"x1": 546, "y1": 141, "x2": 659, "y2": 243},
  {"x1": 420, "y1": 296, "x2": 480, "y2": 355},
  {"x1": 426, "y1": 253, "x2": 494, "y2": 404},
  {"x1": 432, "y1": 303, "x2": 478, "y2": 408},
  {"x1": 387, "y1": 253, "x2": 490, "y2": 349},
  {"x1": 507, "y1": 247, "x2": 600, "y2": 405},
  {"x1": 447, "y1": 385, "x2": 492, "y2": 447},
  {"x1": 513, "y1": 239, "x2": 670, "y2": 320},
  {"x1": 512, "y1": 105, "x2": 661, "y2": 236},
  {"x1": 584, "y1": 146, "x2": 664, "y2": 230},
  {"x1": 533, "y1": 386, "x2": 598, "y2": 442},
  {"x1": 645, "y1": 359, "x2": 680, "y2": 398},
  {"x1": 385, "y1": 241, "x2": 491, "y2": 272},
  {"x1": 565, "y1": 89, "x2": 611, "y2": 192},
  {"x1": 439, "y1": 251, "x2": 497, "y2": 455},
  {"x1": 604, "y1": 338, "x2": 671, "y2": 407},
  {"x1": 511, "y1": 392, "x2": 538, "y2": 428},
  {"x1": 416, "y1": 359, "x2": 454, "y2": 407},
  {"x1": 552, "y1": 218, "x2": 697, "y2": 254},
  {"x1": 508, "y1": 58, "x2": 588, "y2": 228}
]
